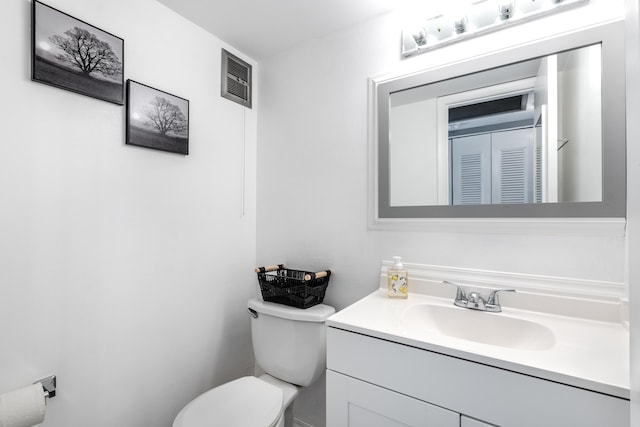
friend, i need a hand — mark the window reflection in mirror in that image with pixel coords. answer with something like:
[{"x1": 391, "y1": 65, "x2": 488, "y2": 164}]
[{"x1": 388, "y1": 43, "x2": 602, "y2": 207}]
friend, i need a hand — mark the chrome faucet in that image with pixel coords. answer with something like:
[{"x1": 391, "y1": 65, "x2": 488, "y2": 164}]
[{"x1": 443, "y1": 281, "x2": 516, "y2": 312}]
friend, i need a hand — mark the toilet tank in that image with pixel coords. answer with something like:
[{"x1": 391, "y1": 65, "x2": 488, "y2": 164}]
[{"x1": 248, "y1": 298, "x2": 335, "y2": 387}]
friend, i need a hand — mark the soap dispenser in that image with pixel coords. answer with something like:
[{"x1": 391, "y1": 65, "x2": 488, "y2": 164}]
[{"x1": 387, "y1": 256, "x2": 408, "y2": 299}]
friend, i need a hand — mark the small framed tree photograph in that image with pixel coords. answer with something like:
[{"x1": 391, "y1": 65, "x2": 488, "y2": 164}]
[
  {"x1": 126, "y1": 80, "x2": 189, "y2": 155},
  {"x1": 32, "y1": 0, "x2": 124, "y2": 104}
]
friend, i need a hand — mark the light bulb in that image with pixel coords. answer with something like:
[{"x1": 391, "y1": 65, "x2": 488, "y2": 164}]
[
  {"x1": 498, "y1": 0, "x2": 516, "y2": 20},
  {"x1": 453, "y1": 15, "x2": 468, "y2": 34},
  {"x1": 411, "y1": 28, "x2": 427, "y2": 46}
]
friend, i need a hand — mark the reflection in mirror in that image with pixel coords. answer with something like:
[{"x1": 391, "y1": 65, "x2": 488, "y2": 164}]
[
  {"x1": 389, "y1": 44, "x2": 601, "y2": 207},
  {"x1": 374, "y1": 21, "x2": 625, "y2": 220}
]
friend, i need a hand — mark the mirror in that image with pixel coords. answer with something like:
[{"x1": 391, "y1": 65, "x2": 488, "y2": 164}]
[
  {"x1": 390, "y1": 44, "x2": 601, "y2": 206},
  {"x1": 373, "y1": 21, "x2": 625, "y2": 220}
]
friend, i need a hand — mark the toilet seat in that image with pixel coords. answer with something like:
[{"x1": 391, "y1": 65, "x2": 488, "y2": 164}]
[{"x1": 172, "y1": 376, "x2": 283, "y2": 427}]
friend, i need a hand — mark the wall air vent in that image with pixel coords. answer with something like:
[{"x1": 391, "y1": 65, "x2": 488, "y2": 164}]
[
  {"x1": 449, "y1": 94, "x2": 527, "y2": 122},
  {"x1": 221, "y1": 49, "x2": 252, "y2": 109}
]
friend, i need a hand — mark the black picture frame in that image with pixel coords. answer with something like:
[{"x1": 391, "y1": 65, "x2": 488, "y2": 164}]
[
  {"x1": 126, "y1": 80, "x2": 189, "y2": 155},
  {"x1": 32, "y1": 0, "x2": 124, "y2": 105}
]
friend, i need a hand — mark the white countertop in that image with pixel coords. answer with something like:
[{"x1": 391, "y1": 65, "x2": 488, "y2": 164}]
[{"x1": 327, "y1": 289, "x2": 630, "y2": 399}]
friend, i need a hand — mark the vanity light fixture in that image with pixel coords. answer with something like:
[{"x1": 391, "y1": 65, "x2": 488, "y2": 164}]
[{"x1": 402, "y1": 0, "x2": 588, "y2": 57}]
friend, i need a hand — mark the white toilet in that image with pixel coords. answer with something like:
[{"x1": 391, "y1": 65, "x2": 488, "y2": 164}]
[{"x1": 172, "y1": 297, "x2": 335, "y2": 427}]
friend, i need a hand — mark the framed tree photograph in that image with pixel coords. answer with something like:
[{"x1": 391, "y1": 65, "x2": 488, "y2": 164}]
[
  {"x1": 126, "y1": 80, "x2": 189, "y2": 155},
  {"x1": 32, "y1": 1, "x2": 124, "y2": 105}
]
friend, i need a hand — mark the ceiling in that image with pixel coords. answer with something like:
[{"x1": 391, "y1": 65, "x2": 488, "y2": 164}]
[{"x1": 156, "y1": 0, "x2": 424, "y2": 60}]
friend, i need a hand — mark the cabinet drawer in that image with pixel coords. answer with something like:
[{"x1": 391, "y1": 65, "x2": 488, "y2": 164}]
[{"x1": 328, "y1": 327, "x2": 629, "y2": 427}]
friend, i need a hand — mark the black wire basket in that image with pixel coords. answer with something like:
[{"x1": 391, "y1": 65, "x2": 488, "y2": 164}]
[{"x1": 255, "y1": 264, "x2": 332, "y2": 309}]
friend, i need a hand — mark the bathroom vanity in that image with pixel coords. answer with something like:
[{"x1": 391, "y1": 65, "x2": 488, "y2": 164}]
[
  {"x1": 330, "y1": 9, "x2": 630, "y2": 427},
  {"x1": 326, "y1": 271, "x2": 629, "y2": 427}
]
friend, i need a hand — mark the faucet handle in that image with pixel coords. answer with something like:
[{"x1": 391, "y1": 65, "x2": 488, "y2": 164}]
[
  {"x1": 486, "y1": 288, "x2": 516, "y2": 311},
  {"x1": 442, "y1": 281, "x2": 468, "y2": 307}
]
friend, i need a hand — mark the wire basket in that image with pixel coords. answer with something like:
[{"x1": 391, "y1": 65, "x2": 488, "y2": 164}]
[{"x1": 255, "y1": 264, "x2": 332, "y2": 309}]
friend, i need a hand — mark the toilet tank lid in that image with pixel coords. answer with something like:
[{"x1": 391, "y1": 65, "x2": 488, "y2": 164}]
[{"x1": 248, "y1": 298, "x2": 335, "y2": 322}]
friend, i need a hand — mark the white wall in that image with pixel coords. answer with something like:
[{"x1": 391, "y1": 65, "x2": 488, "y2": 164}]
[
  {"x1": 257, "y1": 1, "x2": 625, "y2": 425},
  {"x1": 625, "y1": 0, "x2": 640, "y2": 423},
  {"x1": 0, "y1": 1, "x2": 257, "y2": 426},
  {"x1": 389, "y1": 98, "x2": 439, "y2": 206},
  {"x1": 557, "y1": 44, "x2": 602, "y2": 202}
]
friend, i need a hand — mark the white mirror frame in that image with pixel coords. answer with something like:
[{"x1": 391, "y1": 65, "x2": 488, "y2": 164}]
[{"x1": 369, "y1": 20, "x2": 626, "y2": 231}]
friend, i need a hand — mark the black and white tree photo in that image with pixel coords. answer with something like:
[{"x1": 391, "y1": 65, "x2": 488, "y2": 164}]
[
  {"x1": 49, "y1": 27, "x2": 123, "y2": 78},
  {"x1": 32, "y1": 1, "x2": 124, "y2": 104},
  {"x1": 126, "y1": 80, "x2": 189, "y2": 155},
  {"x1": 144, "y1": 97, "x2": 188, "y2": 136}
]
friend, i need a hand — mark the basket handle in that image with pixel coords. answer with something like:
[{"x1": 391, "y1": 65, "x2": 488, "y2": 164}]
[
  {"x1": 255, "y1": 264, "x2": 284, "y2": 273},
  {"x1": 304, "y1": 270, "x2": 331, "y2": 281}
]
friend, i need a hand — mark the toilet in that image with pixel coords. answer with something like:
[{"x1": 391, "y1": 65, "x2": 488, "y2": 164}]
[{"x1": 173, "y1": 297, "x2": 335, "y2": 427}]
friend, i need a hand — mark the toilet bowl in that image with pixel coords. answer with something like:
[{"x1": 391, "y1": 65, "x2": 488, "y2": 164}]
[{"x1": 173, "y1": 298, "x2": 335, "y2": 427}]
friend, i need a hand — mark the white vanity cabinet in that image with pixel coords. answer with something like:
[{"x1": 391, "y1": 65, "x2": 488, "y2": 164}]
[{"x1": 326, "y1": 327, "x2": 629, "y2": 427}]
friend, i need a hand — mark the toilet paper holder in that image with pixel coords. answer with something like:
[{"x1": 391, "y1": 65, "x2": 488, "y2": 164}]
[{"x1": 34, "y1": 375, "x2": 56, "y2": 399}]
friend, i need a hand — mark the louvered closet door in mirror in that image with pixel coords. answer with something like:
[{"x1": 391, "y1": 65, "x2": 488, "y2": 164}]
[
  {"x1": 451, "y1": 133, "x2": 492, "y2": 205},
  {"x1": 491, "y1": 128, "x2": 534, "y2": 204},
  {"x1": 451, "y1": 128, "x2": 533, "y2": 205}
]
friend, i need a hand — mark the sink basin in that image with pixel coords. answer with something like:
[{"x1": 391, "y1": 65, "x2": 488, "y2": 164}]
[{"x1": 404, "y1": 304, "x2": 555, "y2": 351}]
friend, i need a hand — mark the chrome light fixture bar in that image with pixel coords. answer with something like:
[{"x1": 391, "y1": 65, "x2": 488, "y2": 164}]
[{"x1": 402, "y1": 0, "x2": 589, "y2": 57}]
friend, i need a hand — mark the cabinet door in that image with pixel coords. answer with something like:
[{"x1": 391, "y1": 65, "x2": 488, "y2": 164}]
[
  {"x1": 327, "y1": 370, "x2": 459, "y2": 427},
  {"x1": 461, "y1": 415, "x2": 496, "y2": 427}
]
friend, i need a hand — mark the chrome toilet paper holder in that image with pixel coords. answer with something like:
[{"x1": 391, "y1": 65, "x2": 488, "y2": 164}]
[{"x1": 34, "y1": 375, "x2": 56, "y2": 399}]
